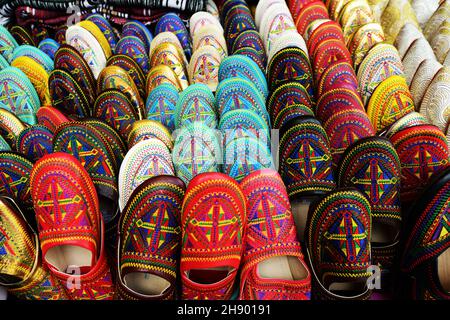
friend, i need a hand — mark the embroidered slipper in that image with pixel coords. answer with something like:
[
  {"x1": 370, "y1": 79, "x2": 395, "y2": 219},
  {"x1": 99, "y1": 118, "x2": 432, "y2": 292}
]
[
  {"x1": 367, "y1": 75, "x2": 415, "y2": 134},
  {"x1": 268, "y1": 30, "x2": 308, "y2": 65},
  {"x1": 122, "y1": 20, "x2": 153, "y2": 54},
  {"x1": 216, "y1": 78, "x2": 268, "y2": 127},
  {"x1": 389, "y1": 125, "x2": 450, "y2": 206},
  {"x1": 150, "y1": 32, "x2": 187, "y2": 66},
  {"x1": 239, "y1": 169, "x2": 311, "y2": 300},
  {"x1": 53, "y1": 122, "x2": 119, "y2": 225},
  {"x1": 30, "y1": 152, "x2": 101, "y2": 274},
  {"x1": 11, "y1": 45, "x2": 53, "y2": 74},
  {"x1": 400, "y1": 166, "x2": 450, "y2": 299},
  {"x1": 116, "y1": 36, "x2": 150, "y2": 74},
  {"x1": 118, "y1": 138, "x2": 174, "y2": 212},
  {"x1": 181, "y1": 172, "x2": 246, "y2": 300},
  {"x1": 267, "y1": 48, "x2": 314, "y2": 97},
  {"x1": 10, "y1": 25, "x2": 34, "y2": 46},
  {"x1": 155, "y1": 13, "x2": 192, "y2": 59},
  {"x1": 127, "y1": 120, "x2": 173, "y2": 151},
  {"x1": 97, "y1": 66, "x2": 144, "y2": 120},
  {"x1": 65, "y1": 23, "x2": 107, "y2": 79},
  {"x1": 0, "y1": 25, "x2": 18, "y2": 62},
  {"x1": 188, "y1": 46, "x2": 222, "y2": 92},
  {"x1": 317, "y1": 61, "x2": 358, "y2": 97},
  {"x1": 410, "y1": 59, "x2": 443, "y2": 108},
  {"x1": 305, "y1": 188, "x2": 373, "y2": 300},
  {"x1": 313, "y1": 39, "x2": 352, "y2": 84},
  {"x1": 225, "y1": 12, "x2": 257, "y2": 51},
  {"x1": 223, "y1": 136, "x2": 274, "y2": 182},
  {"x1": 38, "y1": 39, "x2": 59, "y2": 61},
  {"x1": 150, "y1": 42, "x2": 189, "y2": 90},
  {"x1": 0, "y1": 196, "x2": 66, "y2": 300},
  {"x1": 348, "y1": 23, "x2": 385, "y2": 70},
  {"x1": 0, "y1": 152, "x2": 34, "y2": 214},
  {"x1": 307, "y1": 20, "x2": 344, "y2": 56},
  {"x1": 145, "y1": 83, "x2": 179, "y2": 131},
  {"x1": 279, "y1": 116, "x2": 336, "y2": 241},
  {"x1": 107, "y1": 54, "x2": 146, "y2": 99},
  {"x1": 94, "y1": 88, "x2": 138, "y2": 141},
  {"x1": 16, "y1": 125, "x2": 53, "y2": 162},
  {"x1": 117, "y1": 175, "x2": 185, "y2": 300},
  {"x1": 0, "y1": 66, "x2": 40, "y2": 125},
  {"x1": 357, "y1": 43, "x2": 404, "y2": 106},
  {"x1": 82, "y1": 119, "x2": 127, "y2": 168},
  {"x1": 267, "y1": 81, "x2": 312, "y2": 124},
  {"x1": 190, "y1": 11, "x2": 224, "y2": 37},
  {"x1": 0, "y1": 54, "x2": 8, "y2": 70},
  {"x1": 11, "y1": 56, "x2": 51, "y2": 107},
  {"x1": 175, "y1": 83, "x2": 217, "y2": 129},
  {"x1": 218, "y1": 55, "x2": 268, "y2": 99},
  {"x1": 295, "y1": 1, "x2": 329, "y2": 36},
  {"x1": 232, "y1": 30, "x2": 266, "y2": 68},
  {"x1": 219, "y1": 109, "x2": 271, "y2": 150},
  {"x1": 0, "y1": 108, "x2": 26, "y2": 148},
  {"x1": 394, "y1": 23, "x2": 422, "y2": 59},
  {"x1": 36, "y1": 106, "x2": 70, "y2": 134},
  {"x1": 86, "y1": 14, "x2": 118, "y2": 53},
  {"x1": 338, "y1": 0, "x2": 374, "y2": 45},
  {"x1": 54, "y1": 44, "x2": 96, "y2": 106},
  {"x1": 192, "y1": 25, "x2": 228, "y2": 59},
  {"x1": 49, "y1": 69, "x2": 91, "y2": 118},
  {"x1": 316, "y1": 87, "x2": 365, "y2": 122},
  {"x1": 402, "y1": 38, "x2": 435, "y2": 85},
  {"x1": 384, "y1": 112, "x2": 428, "y2": 139},
  {"x1": 260, "y1": 3, "x2": 296, "y2": 54},
  {"x1": 172, "y1": 122, "x2": 221, "y2": 185},
  {"x1": 420, "y1": 67, "x2": 450, "y2": 131},
  {"x1": 338, "y1": 137, "x2": 402, "y2": 271},
  {"x1": 147, "y1": 65, "x2": 182, "y2": 94}
]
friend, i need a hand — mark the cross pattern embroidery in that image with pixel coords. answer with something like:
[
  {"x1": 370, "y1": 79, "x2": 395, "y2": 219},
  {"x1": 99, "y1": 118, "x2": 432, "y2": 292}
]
[
  {"x1": 286, "y1": 139, "x2": 330, "y2": 178},
  {"x1": 248, "y1": 193, "x2": 286, "y2": 239},
  {"x1": 405, "y1": 146, "x2": 448, "y2": 180}
]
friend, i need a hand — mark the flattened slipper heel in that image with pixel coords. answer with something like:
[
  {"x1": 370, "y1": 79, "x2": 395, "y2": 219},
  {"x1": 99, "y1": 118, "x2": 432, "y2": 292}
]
[
  {"x1": 181, "y1": 173, "x2": 246, "y2": 300},
  {"x1": 305, "y1": 188, "x2": 373, "y2": 300},
  {"x1": 30, "y1": 153, "x2": 114, "y2": 300},
  {"x1": 400, "y1": 166, "x2": 450, "y2": 300},
  {"x1": 239, "y1": 169, "x2": 311, "y2": 300},
  {"x1": 0, "y1": 196, "x2": 66, "y2": 300},
  {"x1": 117, "y1": 176, "x2": 185, "y2": 300}
]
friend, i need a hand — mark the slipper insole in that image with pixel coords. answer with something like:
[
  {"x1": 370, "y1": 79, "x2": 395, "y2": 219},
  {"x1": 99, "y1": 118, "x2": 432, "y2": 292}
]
[
  {"x1": 328, "y1": 280, "x2": 367, "y2": 296},
  {"x1": 45, "y1": 245, "x2": 92, "y2": 273},
  {"x1": 188, "y1": 267, "x2": 231, "y2": 284},
  {"x1": 124, "y1": 272, "x2": 170, "y2": 296},
  {"x1": 257, "y1": 256, "x2": 308, "y2": 281},
  {"x1": 291, "y1": 199, "x2": 313, "y2": 242},
  {"x1": 371, "y1": 221, "x2": 398, "y2": 244},
  {"x1": 438, "y1": 247, "x2": 450, "y2": 292}
]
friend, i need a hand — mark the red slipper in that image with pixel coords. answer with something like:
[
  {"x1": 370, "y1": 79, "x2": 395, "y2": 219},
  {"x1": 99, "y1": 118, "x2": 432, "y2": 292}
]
[
  {"x1": 180, "y1": 173, "x2": 246, "y2": 300},
  {"x1": 239, "y1": 169, "x2": 311, "y2": 300}
]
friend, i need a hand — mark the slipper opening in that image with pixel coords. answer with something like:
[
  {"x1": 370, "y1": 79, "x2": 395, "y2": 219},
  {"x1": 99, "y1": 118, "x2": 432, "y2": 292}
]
[
  {"x1": 187, "y1": 267, "x2": 234, "y2": 285},
  {"x1": 45, "y1": 245, "x2": 93, "y2": 273},
  {"x1": 98, "y1": 194, "x2": 118, "y2": 225},
  {"x1": 291, "y1": 198, "x2": 314, "y2": 242},
  {"x1": 327, "y1": 279, "x2": 368, "y2": 297},
  {"x1": 438, "y1": 247, "x2": 450, "y2": 292},
  {"x1": 257, "y1": 256, "x2": 309, "y2": 281},
  {"x1": 371, "y1": 220, "x2": 399, "y2": 245},
  {"x1": 124, "y1": 272, "x2": 171, "y2": 296}
]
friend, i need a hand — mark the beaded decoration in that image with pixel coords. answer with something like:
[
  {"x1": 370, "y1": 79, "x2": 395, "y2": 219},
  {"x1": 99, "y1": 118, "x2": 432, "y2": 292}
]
[
  {"x1": 145, "y1": 83, "x2": 179, "y2": 131},
  {"x1": 16, "y1": 125, "x2": 53, "y2": 162}
]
